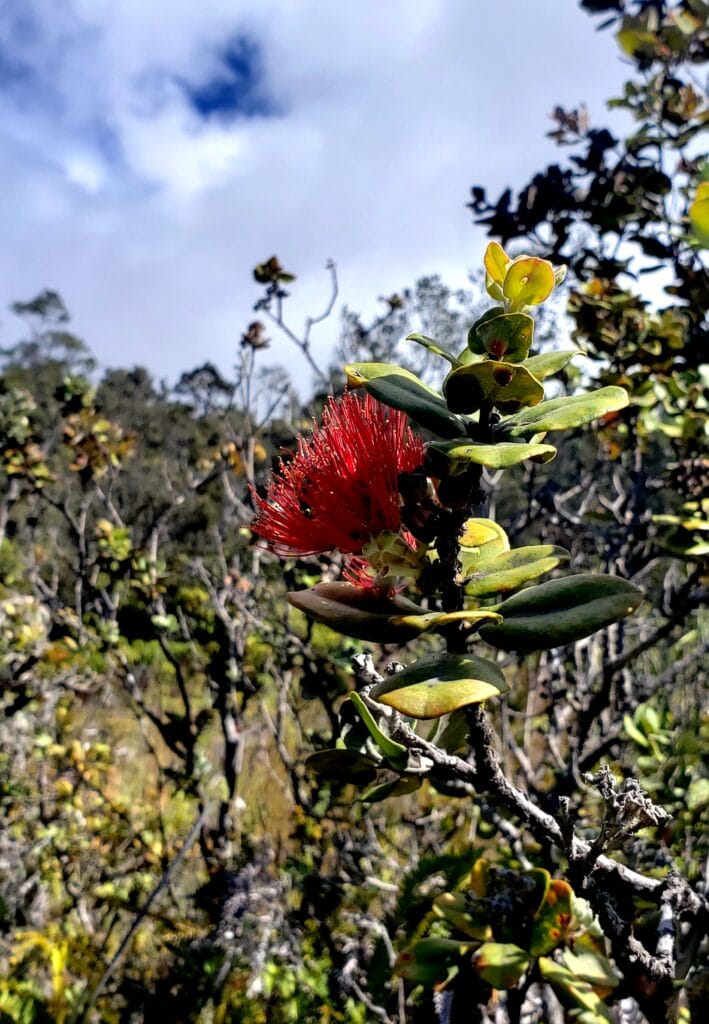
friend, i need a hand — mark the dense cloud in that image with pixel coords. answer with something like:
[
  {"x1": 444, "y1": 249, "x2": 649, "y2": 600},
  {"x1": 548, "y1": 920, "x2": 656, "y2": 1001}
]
[{"x1": 0, "y1": 0, "x2": 627, "y2": 384}]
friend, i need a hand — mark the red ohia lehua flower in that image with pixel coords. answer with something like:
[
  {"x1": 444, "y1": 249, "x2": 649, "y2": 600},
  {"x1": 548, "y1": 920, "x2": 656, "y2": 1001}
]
[{"x1": 252, "y1": 391, "x2": 425, "y2": 587}]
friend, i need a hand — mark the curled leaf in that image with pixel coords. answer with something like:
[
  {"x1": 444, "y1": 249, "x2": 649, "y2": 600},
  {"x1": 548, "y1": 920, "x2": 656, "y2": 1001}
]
[
  {"x1": 288, "y1": 582, "x2": 422, "y2": 643},
  {"x1": 484, "y1": 241, "x2": 510, "y2": 285},
  {"x1": 349, "y1": 691, "x2": 409, "y2": 767},
  {"x1": 503, "y1": 257, "x2": 555, "y2": 309}
]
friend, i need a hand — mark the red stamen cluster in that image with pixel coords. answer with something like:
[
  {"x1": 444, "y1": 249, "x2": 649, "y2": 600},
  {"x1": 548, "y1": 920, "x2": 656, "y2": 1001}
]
[{"x1": 252, "y1": 392, "x2": 424, "y2": 558}]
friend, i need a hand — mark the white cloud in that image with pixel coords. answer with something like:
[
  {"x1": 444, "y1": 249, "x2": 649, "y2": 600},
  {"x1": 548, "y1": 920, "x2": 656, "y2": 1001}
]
[{"x1": 0, "y1": 0, "x2": 631, "y2": 387}]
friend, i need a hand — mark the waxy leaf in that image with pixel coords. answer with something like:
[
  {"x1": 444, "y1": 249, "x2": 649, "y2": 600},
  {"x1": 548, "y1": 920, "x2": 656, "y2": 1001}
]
[
  {"x1": 472, "y1": 943, "x2": 531, "y2": 989},
  {"x1": 407, "y1": 332, "x2": 462, "y2": 366},
  {"x1": 306, "y1": 748, "x2": 379, "y2": 784},
  {"x1": 470, "y1": 312, "x2": 535, "y2": 362},
  {"x1": 288, "y1": 582, "x2": 422, "y2": 643},
  {"x1": 478, "y1": 574, "x2": 643, "y2": 652},
  {"x1": 503, "y1": 386, "x2": 629, "y2": 437},
  {"x1": 344, "y1": 361, "x2": 464, "y2": 437},
  {"x1": 444, "y1": 360, "x2": 544, "y2": 414},
  {"x1": 484, "y1": 241, "x2": 509, "y2": 285},
  {"x1": 345, "y1": 360, "x2": 439, "y2": 395},
  {"x1": 429, "y1": 440, "x2": 556, "y2": 469},
  {"x1": 390, "y1": 608, "x2": 502, "y2": 633},
  {"x1": 371, "y1": 652, "x2": 508, "y2": 719},
  {"x1": 522, "y1": 349, "x2": 583, "y2": 380},
  {"x1": 348, "y1": 692, "x2": 409, "y2": 768},
  {"x1": 463, "y1": 545, "x2": 570, "y2": 596},
  {"x1": 503, "y1": 257, "x2": 555, "y2": 309}
]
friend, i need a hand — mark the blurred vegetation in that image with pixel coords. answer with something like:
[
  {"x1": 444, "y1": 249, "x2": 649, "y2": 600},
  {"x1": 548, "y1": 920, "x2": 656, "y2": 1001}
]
[{"x1": 0, "y1": 1, "x2": 707, "y2": 1022}]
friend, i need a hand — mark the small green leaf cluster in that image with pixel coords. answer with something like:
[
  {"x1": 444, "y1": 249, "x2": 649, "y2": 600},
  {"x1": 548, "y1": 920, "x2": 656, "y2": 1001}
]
[{"x1": 399, "y1": 860, "x2": 619, "y2": 1022}]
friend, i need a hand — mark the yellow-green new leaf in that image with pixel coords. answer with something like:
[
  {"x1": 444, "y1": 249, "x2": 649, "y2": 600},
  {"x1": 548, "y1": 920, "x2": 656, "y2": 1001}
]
[
  {"x1": 504, "y1": 387, "x2": 629, "y2": 437},
  {"x1": 503, "y1": 257, "x2": 555, "y2": 308},
  {"x1": 484, "y1": 241, "x2": 510, "y2": 285},
  {"x1": 522, "y1": 349, "x2": 583, "y2": 380},
  {"x1": 689, "y1": 181, "x2": 709, "y2": 247},
  {"x1": 389, "y1": 608, "x2": 502, "y2": 633},
  {"x1": 463, "y1": 545, "x2": 570, "y2": 596},
  {"x1": 349, "y1": 692, "x2": 409, "y2": 768},
  {"x1": 371, "y1": 652, "x2": 508, "y2": 719},
  {"x1": 429, "y1": 440, "x2": 556, "y2": 469}
]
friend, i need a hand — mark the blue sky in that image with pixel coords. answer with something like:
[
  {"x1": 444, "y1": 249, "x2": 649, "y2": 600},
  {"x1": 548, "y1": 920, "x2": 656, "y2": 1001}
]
[{"x1": 0, "y1": 0, "x2": 631, "y2": 388}]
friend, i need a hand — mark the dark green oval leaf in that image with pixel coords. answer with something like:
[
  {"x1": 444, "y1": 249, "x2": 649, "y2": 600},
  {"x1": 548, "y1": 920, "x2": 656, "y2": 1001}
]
[
  {"x1": 433, "y1": 893, "x2": 493, "y2": 940},
  {"x1": 345, "y1": 362, "x2": 465, "y2": 437},
  {"x1": 397, "y1": 938, "x2": 476, "y2": 986},
  {"x1": 360, "y1": 775, "x2": 422, "y2": 803},
  {"x1": 479, "y1": 574, "x2": 643, "y2": 652}
]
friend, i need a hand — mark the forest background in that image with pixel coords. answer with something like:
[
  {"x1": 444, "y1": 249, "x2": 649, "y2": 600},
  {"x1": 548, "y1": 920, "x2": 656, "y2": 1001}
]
[{"x1": 0, "y1": 2, "x2": 707, "y2": 1022}]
